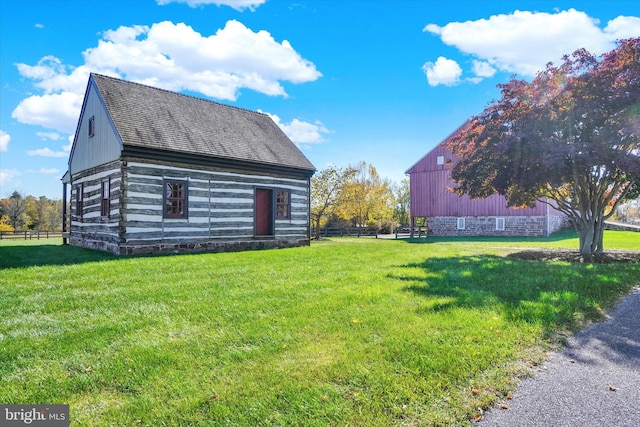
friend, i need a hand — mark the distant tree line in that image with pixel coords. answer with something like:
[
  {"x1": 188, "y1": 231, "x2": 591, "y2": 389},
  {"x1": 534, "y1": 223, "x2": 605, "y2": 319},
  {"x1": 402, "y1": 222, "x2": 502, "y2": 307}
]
[
  {"x1": 311, "y1": 161, "x2": 409, "y2": 239},
  {"x1": 0, "y1": 191, "x2": 64, "y2": 232}
]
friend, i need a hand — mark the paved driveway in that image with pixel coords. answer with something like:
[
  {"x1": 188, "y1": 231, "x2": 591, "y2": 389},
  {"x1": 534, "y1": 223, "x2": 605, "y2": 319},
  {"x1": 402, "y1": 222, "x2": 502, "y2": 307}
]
[{"x1": 480, "y1": 288, "x2": 640, "y2": 427}]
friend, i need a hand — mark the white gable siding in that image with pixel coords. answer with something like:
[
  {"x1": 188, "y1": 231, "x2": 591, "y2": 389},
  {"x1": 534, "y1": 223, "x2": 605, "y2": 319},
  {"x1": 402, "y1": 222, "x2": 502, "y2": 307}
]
[{"x1": 70, "y1": 83, "x2": 122, "y2": 175}]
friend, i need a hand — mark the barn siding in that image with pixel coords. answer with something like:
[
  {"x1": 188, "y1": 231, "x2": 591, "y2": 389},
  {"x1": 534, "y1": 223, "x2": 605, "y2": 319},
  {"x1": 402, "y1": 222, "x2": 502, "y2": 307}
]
[{"x1": 409, "y1": 169, "x2": 551, "y2": 217}]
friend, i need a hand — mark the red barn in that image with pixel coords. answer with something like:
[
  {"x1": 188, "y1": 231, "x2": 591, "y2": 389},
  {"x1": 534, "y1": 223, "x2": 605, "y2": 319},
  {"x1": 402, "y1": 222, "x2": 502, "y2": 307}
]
[{"x1": 405, "y1": 122, "x2": 568, "y2": 236}]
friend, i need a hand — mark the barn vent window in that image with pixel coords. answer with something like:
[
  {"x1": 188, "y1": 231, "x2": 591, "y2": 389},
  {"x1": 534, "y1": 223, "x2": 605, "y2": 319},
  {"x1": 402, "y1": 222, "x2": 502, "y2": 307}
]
[
  {"x1": 456, "y1": 217, "x2": 465, "y2": 230},
  {"x1": 496, "y1": 217, "x2": 505, "y2": 231},
  {"x1": 276, "y1": 189, "x2": 291, "y2": 219},
  {"x1": 101, "y1": 179, "x2": 110, "y2": 218},
  {"x1": 88, "y1": 116, "x2": 95, "y2": 138},
  {"x1": 437, "y1": 155, "x2": 445, "y2": 165},
  {"x1": 164, "y1": 179, "x2": 188, "y2": 218}
]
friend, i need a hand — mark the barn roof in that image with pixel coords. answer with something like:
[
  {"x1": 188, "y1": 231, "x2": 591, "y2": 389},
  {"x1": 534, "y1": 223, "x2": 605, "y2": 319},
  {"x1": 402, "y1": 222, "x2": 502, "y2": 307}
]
[{"x1": 90, "y1": 73, "x2": 315, "y2": 175}]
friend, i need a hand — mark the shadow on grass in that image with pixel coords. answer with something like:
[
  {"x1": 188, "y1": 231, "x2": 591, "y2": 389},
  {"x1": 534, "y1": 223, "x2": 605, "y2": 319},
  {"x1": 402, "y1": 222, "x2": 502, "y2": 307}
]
[
  {"x1": 0, "y1": 244, "x2": 115, "y2": 269},
  {"x1": 393, "y1": 254, "x2": 640, "y2": 335}
]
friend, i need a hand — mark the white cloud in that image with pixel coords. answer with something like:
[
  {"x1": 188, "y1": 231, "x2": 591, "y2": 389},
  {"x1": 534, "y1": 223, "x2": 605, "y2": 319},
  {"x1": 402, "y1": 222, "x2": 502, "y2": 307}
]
[
  {"x1": 24, "y1": 135, "x2": 72, "y2": 159},
  {"x1": 261, "y1": 111, "x2": 330, "y2": 144},
  {"x1": 156, "y1": 0, "x2": 266, "y2": 11},
  {"x1": 13, "y1": 20, "x2": 321, "y2": 134},
  {"x1": 12, "y1": 91, "x2": 84, "y2": 135},
  {"x1": 64, "y1": 138, "x2": 73, "y2": 152},
  {"x1": 26, "y1": 148, "x2": 69, "y2": 158},
  {"x1": 27, "y1": 168, "x2": 61, "y2": 174},
  {"x1": 424, "y1": 9, "x2": 640, "y2": 83},
  {"x1": 0, "y1": 169, "x2": 20, "y2": 189},
  {"x1": 0, "y1": 130, "x2": 10, "y2": 152},
  {"x1": 82, "y1": 19, "x2": 321, "y2": 96},
  {"x1": 472, "y1": 60, "x2": 496, "y2": 78},
  {"x1": 422, "y1": 57, "x2": 462, "y2": 87},
  {"x1": 604, "y1": 16, "x2": 640, "y2": 39},
  {"x1": 36, "y1": 132, "x2": 62, "y2": 141}
]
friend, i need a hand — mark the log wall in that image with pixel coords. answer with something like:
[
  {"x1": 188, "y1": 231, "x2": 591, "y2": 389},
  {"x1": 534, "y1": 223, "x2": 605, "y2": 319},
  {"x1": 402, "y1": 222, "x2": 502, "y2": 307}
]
[{"x1": 70, "y1": 159, "x2": 311, "y2": 254}]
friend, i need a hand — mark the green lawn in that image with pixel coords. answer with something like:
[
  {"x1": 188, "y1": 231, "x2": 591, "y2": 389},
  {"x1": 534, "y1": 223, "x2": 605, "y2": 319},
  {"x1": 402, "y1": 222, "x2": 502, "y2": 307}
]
[{"x1": 1, "y1": 231, "x2": 639, "y2": 426}]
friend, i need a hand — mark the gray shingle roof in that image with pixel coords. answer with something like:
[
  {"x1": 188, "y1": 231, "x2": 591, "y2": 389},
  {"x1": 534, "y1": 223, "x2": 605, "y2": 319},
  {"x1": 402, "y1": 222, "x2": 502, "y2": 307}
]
[{"x1": 91, "y1": 73, "x2": 315, "y2": 173}]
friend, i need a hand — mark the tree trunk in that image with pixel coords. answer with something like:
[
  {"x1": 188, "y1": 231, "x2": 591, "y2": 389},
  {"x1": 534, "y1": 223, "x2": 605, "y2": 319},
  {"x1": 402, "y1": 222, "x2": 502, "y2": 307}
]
[
  {"x1": 314, "y1": 218, "x2": 321, "y2": 240},
  {"x1": 576, "y1": 218, "x2": 605, "y2": 255},
  {"x1": 593, "y1": 219, "x2": 605, "y2": 254}
]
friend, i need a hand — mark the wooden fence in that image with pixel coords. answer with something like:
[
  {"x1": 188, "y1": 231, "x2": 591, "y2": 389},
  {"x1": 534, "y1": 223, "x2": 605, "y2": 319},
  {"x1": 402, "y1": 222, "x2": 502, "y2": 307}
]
[
  {"x1": 0, "y1": 230, "x2": 64, "y2": 240},
  {"x1": 312, "y1": 227, "x2": 379, "y2": 238},
  {"x1": 393, "y1": 226, "x2": 429, "y2": 238},
  {"x1": 312, "y1": 226, "x2": 430, "y2": 239}
]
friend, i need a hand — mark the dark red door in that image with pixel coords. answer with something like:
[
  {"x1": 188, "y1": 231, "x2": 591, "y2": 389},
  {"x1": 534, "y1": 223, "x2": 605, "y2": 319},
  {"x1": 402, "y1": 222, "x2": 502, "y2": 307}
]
[{"x1": 255, "y1": 188, "x2": 274, "y2": 236}]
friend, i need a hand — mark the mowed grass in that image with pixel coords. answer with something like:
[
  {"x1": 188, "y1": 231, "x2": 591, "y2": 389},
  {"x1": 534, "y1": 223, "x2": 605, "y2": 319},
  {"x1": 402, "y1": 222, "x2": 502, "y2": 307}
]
[{"x1": 1, "y1": 231, "x2": 639, "y2": 426}]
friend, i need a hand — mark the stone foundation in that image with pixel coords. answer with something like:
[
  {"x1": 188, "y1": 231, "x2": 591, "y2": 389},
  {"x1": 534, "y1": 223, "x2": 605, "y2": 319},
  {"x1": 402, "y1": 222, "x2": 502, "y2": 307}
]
[
  {"x1": 117, "y1": 237, "x2": 309, "y2": 256},
  {"x1": 426, "y1": 215, "x2": 569, "y2": 237}
]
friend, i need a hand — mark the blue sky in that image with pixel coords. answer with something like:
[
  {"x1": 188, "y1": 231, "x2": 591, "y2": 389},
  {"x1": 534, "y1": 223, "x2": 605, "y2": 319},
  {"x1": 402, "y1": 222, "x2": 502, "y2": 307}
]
[{"x1": 1, "y1": 0, "x2": 639, "y2": 200}]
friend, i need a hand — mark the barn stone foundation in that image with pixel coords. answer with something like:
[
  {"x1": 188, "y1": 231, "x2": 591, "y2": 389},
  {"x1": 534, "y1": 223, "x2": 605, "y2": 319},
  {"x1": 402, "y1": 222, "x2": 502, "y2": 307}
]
[{"x1": 425, "y1": 215, "x2": 570, "y2": 237}]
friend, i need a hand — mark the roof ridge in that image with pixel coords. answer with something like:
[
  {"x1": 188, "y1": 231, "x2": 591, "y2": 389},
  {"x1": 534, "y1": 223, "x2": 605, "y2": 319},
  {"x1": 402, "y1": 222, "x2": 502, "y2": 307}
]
[{"x1": 90, "y1": 72, "x2": 267, "y2": 117}]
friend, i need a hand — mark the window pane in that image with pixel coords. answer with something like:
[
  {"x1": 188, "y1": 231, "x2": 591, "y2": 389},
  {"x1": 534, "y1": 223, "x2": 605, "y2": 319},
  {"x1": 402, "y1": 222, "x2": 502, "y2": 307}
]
[
  {"x1": 102, "y1": 181, "x2": 109, "y2": 198},
  {"x1": 276, "y1": 190, "x2": 290, "y2": 219},
  {"x1": 167, "y1": 200, "x2": 183, "y2": 215},
  {"x1": 76, "y1": 184, "x2": 83, "y2": 217},
  {"x1": 101, "y1": 181, "x2": 110, "y2": 217},
  {"x1": 164, "y1": 180, "x2": 187, "y2": 218}
]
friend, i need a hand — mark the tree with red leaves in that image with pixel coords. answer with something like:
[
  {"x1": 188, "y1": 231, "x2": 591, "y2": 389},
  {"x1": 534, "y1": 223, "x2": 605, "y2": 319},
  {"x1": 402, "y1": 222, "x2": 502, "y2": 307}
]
[{"x1": 448, "y1": 38, "x2": 640, "y2": 255}]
